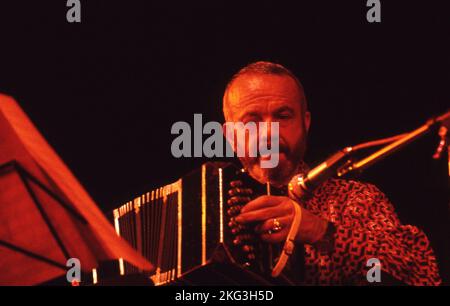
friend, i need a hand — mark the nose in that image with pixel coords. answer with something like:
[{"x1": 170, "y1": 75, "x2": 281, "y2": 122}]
[{"x1": 259, "y1": 119, "x2": 278, "y2": 148}]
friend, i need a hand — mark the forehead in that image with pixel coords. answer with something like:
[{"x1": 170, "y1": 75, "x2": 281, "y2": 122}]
[{"x1": 225, "y1": 73, "x2": 303, "y2": 115}]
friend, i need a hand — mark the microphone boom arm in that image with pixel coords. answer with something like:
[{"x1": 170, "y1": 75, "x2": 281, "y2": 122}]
[{"x1": 288, "y1": 109, "x2": 450, "y2": 201}]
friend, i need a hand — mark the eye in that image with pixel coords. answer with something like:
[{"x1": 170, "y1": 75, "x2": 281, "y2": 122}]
[
  {"x1": 274, "y1": 110, "x2": 293, "y2": 120},
  {"x1": 241, "y1": 113, "x2": 260, "y2": 123}
]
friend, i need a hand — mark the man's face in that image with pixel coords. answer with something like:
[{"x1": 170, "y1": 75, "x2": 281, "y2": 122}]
[{"x1": 224, "y1": 73, "x2": 310, "y2": 186}]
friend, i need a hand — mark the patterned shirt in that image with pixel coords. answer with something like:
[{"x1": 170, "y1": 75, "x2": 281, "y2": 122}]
[{"x1": 300, "y1": 177, "x2": 442, "y2": 285}]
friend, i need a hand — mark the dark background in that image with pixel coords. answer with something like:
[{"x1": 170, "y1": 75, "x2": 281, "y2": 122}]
[{"x1": 0, "y1": 1, "x2": 448, "y2": 281}]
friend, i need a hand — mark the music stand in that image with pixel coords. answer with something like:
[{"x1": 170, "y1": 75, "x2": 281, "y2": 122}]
[{"x1": 0, "y1": 94, "x2": 153, "y2": 285}]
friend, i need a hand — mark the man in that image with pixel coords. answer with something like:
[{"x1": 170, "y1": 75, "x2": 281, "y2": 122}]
[{"x1": 222, "y1": 61, "x2": 441, "y2": 285}]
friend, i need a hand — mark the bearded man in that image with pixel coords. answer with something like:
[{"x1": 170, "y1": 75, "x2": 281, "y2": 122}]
[{"x1": 222, "y1": 61, "x2": 441, "y2": 285}]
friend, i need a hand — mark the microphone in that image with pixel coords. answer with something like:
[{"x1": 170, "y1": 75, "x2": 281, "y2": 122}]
[{"x1": 288, "y1": 148, "x2": 352, "y2": 201}]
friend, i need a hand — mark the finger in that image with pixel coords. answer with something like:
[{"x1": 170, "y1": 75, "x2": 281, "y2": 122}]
[
  {"x1": 236, "y1": 206, "x2": 290, "y2": 224},
  {"x1": 228, "y1": 187, "x2": 253, "y2": 197},
  {"x1": 254, "y1": 216, "x2": 291, "y2": 234},
  {"x1": 240, "y1": 195, "x2": 284, "y2": 213},
  {"x1": 227, "y1": 196, "x2": 252, "y2": 206},
  {"x1": 260, "y1": 229, "x2": 289, "y2": 244},
  {"x1": 226, "y1": 205, "x2": 243, "y2": 217},
  {"x1": 230, "y1": 180, "x2": 243, "y2": 188}
]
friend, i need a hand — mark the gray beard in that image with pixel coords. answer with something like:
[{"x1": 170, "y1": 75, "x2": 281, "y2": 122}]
[
  {"x1": 241, "y1": 156, "x2": 307, "y2": 188},
  {"x1": 240, "y1": 136, "x2": 308, "y2": 187}
]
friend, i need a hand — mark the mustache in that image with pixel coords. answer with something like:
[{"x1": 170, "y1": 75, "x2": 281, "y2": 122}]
[{"x1": 254, "y1": 141, "x2": 291, "y2": 158}]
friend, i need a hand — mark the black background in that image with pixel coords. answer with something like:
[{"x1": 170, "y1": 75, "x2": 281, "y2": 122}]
[{"x1": 0, "y1": 1, "x2": 448, "y2": 281}]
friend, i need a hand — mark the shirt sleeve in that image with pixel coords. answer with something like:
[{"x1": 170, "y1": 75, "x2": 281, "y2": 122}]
[{"x1": 309, "y1": 182, "x2": 442, "y2": 286}]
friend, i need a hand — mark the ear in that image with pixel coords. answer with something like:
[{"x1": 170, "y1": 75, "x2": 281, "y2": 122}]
[{"x1": 304, "y1": 111, "x2": 311, "y2": 134}]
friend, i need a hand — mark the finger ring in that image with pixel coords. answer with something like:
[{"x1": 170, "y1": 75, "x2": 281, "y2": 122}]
[{"x1": 271, "y1": 218, "x2": 282, "y2": 233}]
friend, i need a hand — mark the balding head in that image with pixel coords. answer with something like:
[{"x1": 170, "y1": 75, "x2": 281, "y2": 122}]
[{"x1": 223, "y1": 61, "x2": 307, "y2": 121}]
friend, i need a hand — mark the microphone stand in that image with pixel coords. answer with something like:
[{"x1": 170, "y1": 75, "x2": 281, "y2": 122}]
[{"x1": 289, "y1": 109, "x2": 450, "y2": 201}]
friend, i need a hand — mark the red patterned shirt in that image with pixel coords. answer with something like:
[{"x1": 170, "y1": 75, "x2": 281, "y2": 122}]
[{"x1": 301, "y1": 178, "x2": 441, "y2": 285}]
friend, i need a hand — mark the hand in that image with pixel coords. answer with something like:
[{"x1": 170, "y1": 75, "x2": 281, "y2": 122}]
[{"x1": 235, "y1": 195, "x2": 328, "y2": 244}]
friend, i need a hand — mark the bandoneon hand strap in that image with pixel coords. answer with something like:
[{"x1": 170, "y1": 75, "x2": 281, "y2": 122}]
[{"x1": 271, "y1": 200, "x2": 302, "y2": 277}]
